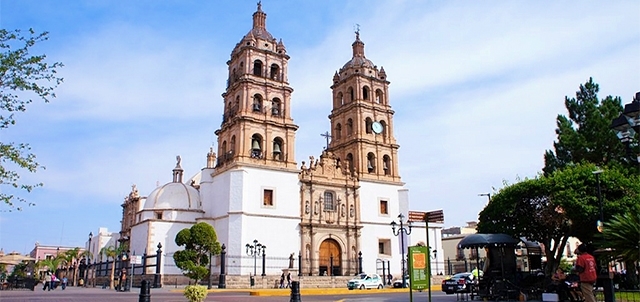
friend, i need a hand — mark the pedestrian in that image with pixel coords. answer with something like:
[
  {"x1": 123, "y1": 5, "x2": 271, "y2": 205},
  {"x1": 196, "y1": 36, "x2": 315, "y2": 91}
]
[
  {"x1": 61, "y1": 276, "x2": 68, "y2": 290},
  {"x1": 43, "y1": 272, "x2": 52, "y2": 291},
  {"x1": 574, "y1": 244, "x2": 597, "y2": 302},
  {"x1": 286, "y1": 272, "x2": 291, "y2": 288},
  {"x1": 280, "y1": 272, "x2": 285, "y2": 288}
]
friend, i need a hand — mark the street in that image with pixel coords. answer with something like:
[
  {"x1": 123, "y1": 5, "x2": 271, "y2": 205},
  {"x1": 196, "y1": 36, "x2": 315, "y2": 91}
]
[{"x1": 0, "y1": 286, "x2": 463, "y2": 302}]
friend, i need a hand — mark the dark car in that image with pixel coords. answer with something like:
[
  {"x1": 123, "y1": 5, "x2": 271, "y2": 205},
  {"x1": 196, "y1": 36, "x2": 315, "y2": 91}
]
[{"x1": 441, "y1": 272, "x2": 475, "y2": 294}]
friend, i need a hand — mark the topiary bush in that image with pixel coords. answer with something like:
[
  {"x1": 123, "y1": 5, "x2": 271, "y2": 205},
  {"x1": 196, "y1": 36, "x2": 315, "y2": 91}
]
[{"x1": 183, "y1": 285, "x2": 208, "y2": 302}]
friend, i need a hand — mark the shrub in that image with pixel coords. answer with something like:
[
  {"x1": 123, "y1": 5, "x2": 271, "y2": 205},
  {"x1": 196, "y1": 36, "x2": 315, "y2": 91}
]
[{"x1": 184, "y1": 285, "x2": 208, "y2": 302}]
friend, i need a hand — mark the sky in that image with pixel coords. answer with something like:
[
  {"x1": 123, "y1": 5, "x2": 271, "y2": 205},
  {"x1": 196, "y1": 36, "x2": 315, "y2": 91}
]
[{"x1": 1, "y1": 1, "x2": 638, "y2": 255}]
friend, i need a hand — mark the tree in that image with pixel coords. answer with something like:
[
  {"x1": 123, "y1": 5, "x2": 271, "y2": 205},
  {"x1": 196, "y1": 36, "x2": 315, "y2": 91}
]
[
  {"x1": 100, "y1": 243, "x2": 127, "y2": 290},
  {"x1": 478, "y1": 163, "x2": 640, "y2": 275},
  {"x1": 173, "y1": 222, "x2": 221, "y2": 283},
  {"x1": 0, "y1": 28, "x2": 63, "y2": 211},
  {"x1": 61, "y1": 247, "x2": 82, "y2": 286},
  {"x1": 599, "y1": 204, "x2": 640, "y2": 288},
  {"x1": 543, "y1": 78, "x2": 632, "y2": 176}
]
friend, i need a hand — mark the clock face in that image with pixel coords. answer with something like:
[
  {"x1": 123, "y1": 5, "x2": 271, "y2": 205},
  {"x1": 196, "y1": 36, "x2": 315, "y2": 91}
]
[{"x1": 372, "y1": 121, "x2": 383, "y2": 134}]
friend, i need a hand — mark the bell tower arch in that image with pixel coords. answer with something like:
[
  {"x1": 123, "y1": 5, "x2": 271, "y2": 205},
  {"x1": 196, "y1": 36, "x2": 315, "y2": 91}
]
[
  {"x1": 214, "y1": 3, "x2": 298, "y2": 174},
  {"x1": 327, "y1": 31, "x2": 401, "y2": 183}
]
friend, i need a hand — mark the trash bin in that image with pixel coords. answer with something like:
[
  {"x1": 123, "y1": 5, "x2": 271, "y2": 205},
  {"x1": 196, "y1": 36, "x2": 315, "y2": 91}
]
[{"x1": 250, "y1": 276, "x2": 255, "y2": 287}]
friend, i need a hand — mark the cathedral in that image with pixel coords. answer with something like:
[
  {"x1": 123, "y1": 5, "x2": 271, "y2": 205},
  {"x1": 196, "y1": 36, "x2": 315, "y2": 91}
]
[{"x1": 118, "y1": 3, "x2": 443, "y2": 283}]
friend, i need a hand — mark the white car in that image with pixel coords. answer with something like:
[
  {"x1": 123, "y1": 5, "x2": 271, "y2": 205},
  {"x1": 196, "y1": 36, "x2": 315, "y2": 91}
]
[{"x1": 347, "y1": 273, "x2": 385, "y2": 290}]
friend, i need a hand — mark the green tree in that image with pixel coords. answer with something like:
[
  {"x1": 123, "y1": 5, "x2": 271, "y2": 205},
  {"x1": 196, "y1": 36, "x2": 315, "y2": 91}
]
[
  {"x1": 599, "y1": 204, "x2": 640, "y2": 288},
  {"x1": 543, "y1": 78, "x2": 632, "y2": 176},
  {"x1": 0, "y1": 28, "x2": 63, "y2": 211},
  {"x1": 100, "y1": 244, "x2": 127, "y2": 290},
  {"x1": 62, "y1": 247, "x2": 82, "y2": 286},
  {"x1": 478, "y1": 163, "x2": 640, "y2": 275},
  {"x1": 173, "y1": 222, "x2": 221, "y2": 283}
]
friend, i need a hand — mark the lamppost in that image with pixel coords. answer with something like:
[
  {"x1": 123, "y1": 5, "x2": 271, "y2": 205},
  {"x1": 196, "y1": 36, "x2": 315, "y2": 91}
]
[
  {"x1": 87, "y1": 232, "x2": 92, "y2": 287},
  {"x1": 246, "y1": 240, "x2": 265, "y2": 277},
  {"x1": 593, "y1": 169, "x2": 604, "y2": 233},
  {"x1": 391, "y1": 213, "x2": 412, "y2": 288},
  {"x1": 478, "y1": 193, "x2": 491, "y2": 204},
  {"x1": 611, "y1": 92, "x2": 640, "y2": 170}
]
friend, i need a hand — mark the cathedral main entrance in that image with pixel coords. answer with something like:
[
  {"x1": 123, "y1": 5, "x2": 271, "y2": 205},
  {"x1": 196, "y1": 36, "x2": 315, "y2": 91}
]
[{"x1": 319, "y1": 239, "x2": 342, "y2": 276}]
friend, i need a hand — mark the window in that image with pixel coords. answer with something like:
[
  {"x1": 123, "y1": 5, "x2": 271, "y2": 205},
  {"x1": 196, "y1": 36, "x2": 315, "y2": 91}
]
[
  {"x1": 375, "y1": 89, "x2": 383, "y2": 104},
  {"x1": 348, "y1": 87, "x2": 354, "y2": 102},
  {"x1": 335, "y1": 124, "x2": 342, "y2": 140},
  {"x1": 270, "y1": 64, "x2": 280, "y2": 80},
  {"x1": 379, "y1": 200, "x2": 388, "y2": 215},
  {"x1": 365, "y1": 117, "x2": 373, "y2": 134},
  {"x1": 456, "y1": 247, "x2": 465, "y2": 261},
  {"x1": 346, "y1": 119, "x2": 353, "y2": 136},
  {"x1": 273, "y1": 138, "x2": 283, "y2": 161},
  {"x1": 252, "y1": 94, "x2": 263, "y2": 112},
  {"x1": 263, "y1": 189, "x2": 274, "y2": 206},
  {"x1": 271, "y1": 98, "x2": 281, "y2": 116},
  {"x1": 251, "y1": 134, "x2": 262, "y2": 158},
  {"x1": 378, "y1": 239, "x2": 391, "y2": 255},
  {"x1": 367, "y1": 153, "x2": 376, "y2": 173},
  {"x1": 323, "y1": 191, "x2": 335, "y2": 211},
  {"x1": 383, "y1": 155, "x2": 391, "y2": 175},
  {"x1": 470, "y1": 248, "x2": 478, "y2": 260},
  {"x1": 155, "y1": 211, "x2": 163, "y2": 220},
  {"x1": 362, "y1": 86, "x2": 369, "y2": 100},
  {"x1": 253, "y1": 60, "x2": 263, "y2": 76},
  {"x1": 346, "y1": 153, "x2": 354, "y2": 173},
  {"x1": 230, "y1": 136, "x2": 236, "y2": 154},
  {"x1": 337, "y1": 92, "x2": 344, "y2": 106}
]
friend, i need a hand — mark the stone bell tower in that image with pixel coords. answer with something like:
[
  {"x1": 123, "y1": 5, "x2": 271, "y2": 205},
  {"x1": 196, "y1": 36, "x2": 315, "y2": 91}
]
[
  {"x1": 327, "y1": 31, "x2": 401, "y2": 183},
  {"x1": 214, "y1": 2, "x2": 298, "y2": 174}
]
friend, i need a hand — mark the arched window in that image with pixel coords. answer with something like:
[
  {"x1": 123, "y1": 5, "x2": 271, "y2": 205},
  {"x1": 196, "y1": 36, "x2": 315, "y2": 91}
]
[
  {"x1": 221, "y1": 141, "x2": 227, "y2": 155},
  {"x1": 273, "y1": 137, "x2": 283, "y2": 161},
  {"x1": 346, "y1": 119, "x2": 353, "y2": 136},
  {"x1": 346, "y1": 153, "x2": 354, "y2": 173},
  {"x1": 337, "y1": 92, "x2": 344, "y2": 107},
  {"x1": 335, "y1": 123, "x2": 342, "y2": 140},
  {"x1": 367, "y1": 153, "x2": 376, "y2": 173},
  {"x1": 271, "y1": 98, "x2": 281, "y2": 116},
  {"x1": 323, "y1": 191, "x2": 335, "y2": 211},
  {"x1": 253, "y1": 60, "x2": 263, "y2": 76},
  {"x1": 380, "y1": 120, "x2": 387, "y2": 142},
  {"x1": 365, "y1": 117, "x2": 373, "y2": 134},
  {"x1": 348, "y1": 87, "x2": 354, "y2": 102},
  {"x1": 239, "y1": 61, "x2": 244, "y2": 73},
  {"x1": 383, "y1": 155, "x2": 391, "y2": 175},
  {"x1": 375, "y1": 89, "x2": 383, "y2": 104},
  {"x1": 230, "y1": 136, "x2": 236, "y2": 154},
  {"x1": 362, "y1": 86, "x2": 370, "y2": 100},
  {"x1": 270, "y1": 64, "x2": 280, "y2": 80},
  {"x1": 251, "y1": 134, "x2": 262, "y2": 158},
  {"x1": 253, "y1": 94, "x2": 263, "y2": 112}
]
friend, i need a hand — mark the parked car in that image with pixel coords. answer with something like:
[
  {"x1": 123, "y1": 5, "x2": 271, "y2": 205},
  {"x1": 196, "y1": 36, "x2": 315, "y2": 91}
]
[
  {"x1": 392, "y1": 275, "x2": 410, "y2": 288},
  {"x1": 347, "y1": 273, "x2": 384, "y2": 290},
  {"x1": 441, "y1": 272, "x2": 475, "y2": 294}
]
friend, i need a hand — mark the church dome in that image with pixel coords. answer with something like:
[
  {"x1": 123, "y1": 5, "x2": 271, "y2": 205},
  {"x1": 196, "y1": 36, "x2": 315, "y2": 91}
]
[
  {"x1": 242, "y1": 2, "x2": 274, "y2": 42},
  {"x1": 143, "y1": 156, "x2": 201, "y2": 211},
  {"x1": 341, "y1": 31, "x2": 375, "y2": 70}
]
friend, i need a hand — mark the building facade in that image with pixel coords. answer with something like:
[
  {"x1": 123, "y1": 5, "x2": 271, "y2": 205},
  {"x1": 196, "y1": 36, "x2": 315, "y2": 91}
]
[{"x1": 126, "y1": 3, "x2": 443, "y2": 283}]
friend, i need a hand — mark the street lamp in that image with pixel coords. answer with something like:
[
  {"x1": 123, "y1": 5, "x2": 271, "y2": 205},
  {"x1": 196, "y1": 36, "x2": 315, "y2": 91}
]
[
  {"x1": 611, "y1": 92, "x2": 640, "y2": 170},
  {"x1": 391, "y1": 213, "x2": 412, "y2": 288},
  {"x1": 87, "y1": 232, "x2": 92, "y2": 287},
  {"x1": 593, "y1": 169, "x2": 604, "y2": 233},
  {"x1": 245, "y1": 240, "x2": 265, "y2": 277},
  {"x1": 478, "y1": 193, "x2": 491, "y2": 203}
]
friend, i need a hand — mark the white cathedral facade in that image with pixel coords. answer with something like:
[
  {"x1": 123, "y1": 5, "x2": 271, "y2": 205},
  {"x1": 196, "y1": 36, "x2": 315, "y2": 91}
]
[{"x1": 117, "y1": 4, "x2": 443, "y2": 283}]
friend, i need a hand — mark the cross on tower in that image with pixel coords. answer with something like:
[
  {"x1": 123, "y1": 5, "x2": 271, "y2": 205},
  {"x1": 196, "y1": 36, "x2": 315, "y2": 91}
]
[{"x1": 320, "y1": 131, "x2": 332, "y2": 150}]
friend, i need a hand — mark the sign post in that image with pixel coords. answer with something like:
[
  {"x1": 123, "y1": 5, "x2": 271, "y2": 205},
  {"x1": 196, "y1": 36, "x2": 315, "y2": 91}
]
[
  {"x1": 408, "y1": 210, "x2": 444, "y2": 302},
  {"x1": 408, "y1": 245, "x2": 429, "y2": 302}
]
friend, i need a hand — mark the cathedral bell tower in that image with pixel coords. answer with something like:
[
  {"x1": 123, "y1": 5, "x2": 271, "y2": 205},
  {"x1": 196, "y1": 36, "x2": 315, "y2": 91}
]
[
  {"x1": 214, "y1": 3, "x2": 298, "y2": 174},
  {"x1": 327, "y1": 31, "x2": 401, "y2": 183}
]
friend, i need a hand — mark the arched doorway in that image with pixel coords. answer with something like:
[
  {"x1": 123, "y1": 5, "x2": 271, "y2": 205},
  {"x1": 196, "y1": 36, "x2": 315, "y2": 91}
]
[{"x1": 319, "y1": 239, "x2": 342, "y2": 276}]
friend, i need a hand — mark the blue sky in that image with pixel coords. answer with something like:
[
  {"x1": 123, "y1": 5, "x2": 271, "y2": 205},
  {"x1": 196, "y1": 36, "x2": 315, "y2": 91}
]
[{"x1": 1, "y1": 1, "x2": 638, "y2": 254}]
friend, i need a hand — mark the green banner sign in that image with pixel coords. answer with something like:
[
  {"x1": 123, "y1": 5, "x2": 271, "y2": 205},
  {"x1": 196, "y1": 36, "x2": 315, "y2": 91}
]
[{"x1": 408, "y1": 245, "x2": 429, "y2": 291}]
